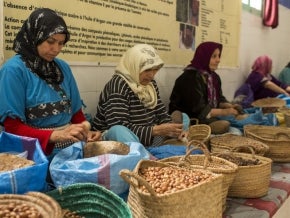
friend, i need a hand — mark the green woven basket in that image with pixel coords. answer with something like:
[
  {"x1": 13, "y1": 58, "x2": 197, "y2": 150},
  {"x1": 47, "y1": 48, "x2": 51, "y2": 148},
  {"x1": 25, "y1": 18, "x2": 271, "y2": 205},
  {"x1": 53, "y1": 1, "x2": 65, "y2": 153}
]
[{"x1": 46, "y1": 183, "x2": 132, "y2": 218}]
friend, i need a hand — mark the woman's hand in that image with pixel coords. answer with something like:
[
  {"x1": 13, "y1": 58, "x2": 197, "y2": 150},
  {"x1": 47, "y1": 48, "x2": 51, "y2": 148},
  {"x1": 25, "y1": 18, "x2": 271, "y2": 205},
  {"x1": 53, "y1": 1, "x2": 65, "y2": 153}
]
[
  {"x1": 87, "y1": 130, "x2": 102, "y2": 142},
  {"x1": 220, "y1": 102, "x2": 243, "y2": 113},
  {"x1": 224, "y1": 108, "x2": 239, "y2": 116},
  {"x1": 210, "y1": 107, "x2": 239, "y2": 117},
  {"x1": 50, "y1": 122, "x2": 90, "y2": 143},
  {"x1": 219, "y1": 102, "x2": 234, "y2": 109},
  {"x1": 178, "y1": 130, "x2": 189, "y2": 143},
  {"x1": 152, "y1": 123, "x2": 183, "y2": 138},
  {"x1": 285, "y1": 86, "x2": 290, "y2": 94}
]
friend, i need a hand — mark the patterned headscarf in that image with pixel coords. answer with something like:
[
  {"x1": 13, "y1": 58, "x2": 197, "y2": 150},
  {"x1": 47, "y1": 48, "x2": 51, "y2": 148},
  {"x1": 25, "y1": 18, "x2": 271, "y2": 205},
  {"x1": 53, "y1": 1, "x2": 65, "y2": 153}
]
[
  {"x1": 187, "y1": 41, "x2": 223, "y2": 108},
  {"x1": 115, "y1": 44, "x2": 164, "y2": 109},
  {"x1": 13, "y1": 8, "x2": 70, "y2": 84},
  {"x1": 251, "y1": 55, "x2": 272, "y2": 77}
]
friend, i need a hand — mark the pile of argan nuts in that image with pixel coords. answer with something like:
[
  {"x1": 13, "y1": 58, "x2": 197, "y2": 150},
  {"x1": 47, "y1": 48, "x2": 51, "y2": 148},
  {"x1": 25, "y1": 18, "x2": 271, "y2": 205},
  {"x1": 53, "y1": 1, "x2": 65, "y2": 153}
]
[
  {"x1": 0, "y1": 202, "x2": 42, "y2": 218},
  {"x1": 139, "y1": 166, "x2": 214, "y2": 195}
]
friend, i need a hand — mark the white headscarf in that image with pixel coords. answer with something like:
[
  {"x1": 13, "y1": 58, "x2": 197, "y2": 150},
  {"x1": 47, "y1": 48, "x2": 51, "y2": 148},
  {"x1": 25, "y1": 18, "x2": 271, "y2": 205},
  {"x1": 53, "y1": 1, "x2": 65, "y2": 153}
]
[{"x1": 115, "y1": 44, "x2": 164, "y2": 109}]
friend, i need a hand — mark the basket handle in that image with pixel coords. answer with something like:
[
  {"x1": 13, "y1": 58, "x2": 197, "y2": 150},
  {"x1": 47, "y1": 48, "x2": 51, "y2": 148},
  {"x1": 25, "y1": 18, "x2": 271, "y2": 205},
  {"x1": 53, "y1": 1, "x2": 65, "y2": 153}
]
[
  {"x1": 230, "y1": 145, "x2": 256, "y2": 158},
  {"x1": 190, "y1": 118, "x2": 199, "y2": 125},
  {"x1": 182, "y1": 139, "x2": 212, "y2": 168},
  {"x1": 119, "y1": 169, "x2": 157, "y2": 196},
  {"x1": 275, "y1": 132, "x2": 290, "y2": 139},
  {"x1": 162, "y1": 160, "x2": 190, "y2": 168},
  {"x1": 212, "y1": 151, "x2": 236, "y2": 162}
]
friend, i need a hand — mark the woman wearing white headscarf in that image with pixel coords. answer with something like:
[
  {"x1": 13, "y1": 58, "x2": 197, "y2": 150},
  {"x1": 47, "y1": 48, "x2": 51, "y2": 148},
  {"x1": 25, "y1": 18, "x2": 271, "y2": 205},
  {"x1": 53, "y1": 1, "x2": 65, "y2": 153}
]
[{"x1": 92, "y1": 44, "x2": 188, "y2": 146}]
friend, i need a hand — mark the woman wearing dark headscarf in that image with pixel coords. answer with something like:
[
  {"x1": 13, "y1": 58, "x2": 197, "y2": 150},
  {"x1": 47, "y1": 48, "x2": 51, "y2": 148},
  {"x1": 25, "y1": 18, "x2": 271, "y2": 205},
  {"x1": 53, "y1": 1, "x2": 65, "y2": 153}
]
[
  {"x1": 0, "y1": 8, "x2": 101, "y2": 156},
  {"x1": 245, "y1": 55, "x2": 290, "y2": 100},
  {"x1": 169, "y1": 41, "x2": 241, "y2": 133}
]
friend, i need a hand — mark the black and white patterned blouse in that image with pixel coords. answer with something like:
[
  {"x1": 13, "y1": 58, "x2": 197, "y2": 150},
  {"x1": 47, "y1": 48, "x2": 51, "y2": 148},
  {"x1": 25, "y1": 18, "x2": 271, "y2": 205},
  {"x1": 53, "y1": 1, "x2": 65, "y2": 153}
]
[{"x1": 92, "y1": 75, "x2": 171, "y2": 146}]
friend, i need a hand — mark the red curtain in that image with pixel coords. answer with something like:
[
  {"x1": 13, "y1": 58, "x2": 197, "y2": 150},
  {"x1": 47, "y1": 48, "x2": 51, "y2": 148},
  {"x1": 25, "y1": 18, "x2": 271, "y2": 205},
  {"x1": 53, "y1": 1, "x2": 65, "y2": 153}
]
[{"x1": 263, "y1": 0, "x2": 279, "y2": 28}]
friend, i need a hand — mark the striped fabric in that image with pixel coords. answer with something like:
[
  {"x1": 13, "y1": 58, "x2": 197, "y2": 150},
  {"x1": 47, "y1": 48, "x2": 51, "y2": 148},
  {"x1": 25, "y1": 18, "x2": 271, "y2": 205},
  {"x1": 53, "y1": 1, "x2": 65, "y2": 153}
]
[{"x1": 92, "y1": 75, "x2": 171, "y2": 146}]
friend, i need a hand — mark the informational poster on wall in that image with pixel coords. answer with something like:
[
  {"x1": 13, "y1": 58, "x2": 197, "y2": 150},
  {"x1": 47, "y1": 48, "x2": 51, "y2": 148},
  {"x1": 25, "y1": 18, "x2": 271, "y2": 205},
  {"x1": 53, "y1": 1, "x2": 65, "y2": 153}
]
[{"x1": 2, "y1": 0, "x2": 241, "y2": 67}]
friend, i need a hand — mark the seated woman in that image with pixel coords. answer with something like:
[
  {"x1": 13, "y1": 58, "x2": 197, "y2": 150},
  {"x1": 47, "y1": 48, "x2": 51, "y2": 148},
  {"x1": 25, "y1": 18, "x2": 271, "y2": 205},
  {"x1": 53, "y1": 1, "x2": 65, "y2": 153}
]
[
  {"x1": 278, "y1": 61, "x2": 290, "y2": 85},
  {"x1": 91, "y1": 44, "x2": 189, "y2": 147},
  {"x1": 245, "y1": 55, "x2": 290, "y2": 100},
  {"x1": 169, "y1": 41, "x2": 242, "y2": 134},
  {"x1": 0, "y1": 8, "x2": 101, "y2": 158}
]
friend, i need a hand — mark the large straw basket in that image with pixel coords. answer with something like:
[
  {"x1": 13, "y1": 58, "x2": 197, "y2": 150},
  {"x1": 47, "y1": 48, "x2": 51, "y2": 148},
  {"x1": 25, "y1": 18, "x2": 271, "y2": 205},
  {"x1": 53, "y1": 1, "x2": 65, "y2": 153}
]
[
  {"x1": 244, "y1": 124, "x2": 290, "y2": 162},
  {"x1": 210, "y1": 133, "x2": 269, "y2": 156},
  {"x1": 46, "y1": 183, "x2": 132, "y2": 218},
  {"x1": 159, "y1": 140, "x2": 238, "y2": 212},
  {"x1": 251, "y1": 97, "x2": 286, "y2": 113},
  {"x1": 120, "y1": 159, "x2": 223, "y2": 218},
  {"x1": 213, "y1": 146, "x2": 272, "y2": 198},
  {"x1": 0, "y1": 192, "x2": 62, "y2": 218}
]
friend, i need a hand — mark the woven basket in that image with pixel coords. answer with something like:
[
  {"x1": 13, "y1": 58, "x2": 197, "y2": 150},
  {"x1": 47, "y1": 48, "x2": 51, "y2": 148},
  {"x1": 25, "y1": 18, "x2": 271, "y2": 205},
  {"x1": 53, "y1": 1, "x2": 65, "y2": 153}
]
[
  {"x1": 210, "y1": 133, "x2": 269, "y2": 156},
  {"x1": 120, "y1": 159, "x2": 223, "y2": 218},
  {"x1": 46, "y1": 183, "x2": 132, "y2": 218},
  {"x1": 244, "y1": 124, "x2": 290, "y2": 162},
  {"x1": 188, "y1": 124, "x2": 211, "y2": 142},
  {"x1": 161, "y1": 124, "x2": 211, "y2": 146},
  {"x1": 159, "y1": 140, "x2": 238, "y2": 212},
  {"x1": 0, "y1": 192, "x2": 62, "y2": 218},
  {"x1": 213, "y1": 146, "x2": 272, "y2": 198},
  {"x1": 251, "y1": 98, "x2": 286, "y2": 113}
]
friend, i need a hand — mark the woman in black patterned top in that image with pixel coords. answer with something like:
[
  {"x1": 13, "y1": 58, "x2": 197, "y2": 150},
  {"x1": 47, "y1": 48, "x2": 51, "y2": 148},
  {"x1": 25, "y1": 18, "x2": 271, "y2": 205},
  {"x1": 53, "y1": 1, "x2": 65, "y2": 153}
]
[{"x1": 92, "y1": 44, "x2": 188, "y2": 146}]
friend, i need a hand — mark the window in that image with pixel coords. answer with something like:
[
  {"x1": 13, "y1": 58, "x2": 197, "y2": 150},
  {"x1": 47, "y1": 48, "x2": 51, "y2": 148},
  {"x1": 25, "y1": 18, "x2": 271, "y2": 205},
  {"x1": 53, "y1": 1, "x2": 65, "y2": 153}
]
[{"x1": 242, "y1": 0, "x2": 262, "y2": 15}]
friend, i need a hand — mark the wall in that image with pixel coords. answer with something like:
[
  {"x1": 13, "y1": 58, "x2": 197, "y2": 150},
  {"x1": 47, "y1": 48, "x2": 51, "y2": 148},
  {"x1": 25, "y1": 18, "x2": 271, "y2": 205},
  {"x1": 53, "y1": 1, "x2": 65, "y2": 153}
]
[
  {"x1": 239, "y1": 4, "x2": 290, "y2": 80},
  {"x1": 71, "y1": 4, "x2": 290, "y2": 118}
]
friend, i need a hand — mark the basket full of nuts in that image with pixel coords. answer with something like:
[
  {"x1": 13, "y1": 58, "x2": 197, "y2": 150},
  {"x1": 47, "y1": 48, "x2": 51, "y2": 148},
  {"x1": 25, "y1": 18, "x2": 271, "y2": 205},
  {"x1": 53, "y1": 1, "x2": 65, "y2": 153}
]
[
  {"x1": 212, "y1": 145, "x2": 272, "y2": 198},
  {"x1": 244, "y1": 124, "x2": 290, "y2": 162},
  {"x1": 120, "y1": 159, "x2": 223, "y2": 218},
  {"x1": 210, "y1": 133, "x2": 269, "y2": 156},
  {"x1": 0, "y1": 191, "x2": 62, "y2": 218},
  {"x1": 159, "y1": 140, "x2": 238, "y2": 212}
]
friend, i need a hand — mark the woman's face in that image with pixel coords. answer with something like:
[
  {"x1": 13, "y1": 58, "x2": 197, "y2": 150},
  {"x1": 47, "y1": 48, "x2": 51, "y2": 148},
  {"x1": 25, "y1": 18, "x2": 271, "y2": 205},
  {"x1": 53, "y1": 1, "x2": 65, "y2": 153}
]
[
  {"x1": 139, "y1": 67, "x2": 160, "y2": 85},
  {"x1": 37, "y1": 34, "x2": 66, "y2": 62},
  {"x1": 209, "y1": 48, "x2": 221, "y2": 71}
]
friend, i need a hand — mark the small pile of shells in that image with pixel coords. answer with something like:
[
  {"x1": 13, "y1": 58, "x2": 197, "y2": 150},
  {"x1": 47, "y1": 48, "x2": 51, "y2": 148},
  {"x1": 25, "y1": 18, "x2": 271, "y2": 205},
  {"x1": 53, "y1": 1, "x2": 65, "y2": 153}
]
[{"x1": 138, "y1": 166, "x2": 214, "y2": 195}]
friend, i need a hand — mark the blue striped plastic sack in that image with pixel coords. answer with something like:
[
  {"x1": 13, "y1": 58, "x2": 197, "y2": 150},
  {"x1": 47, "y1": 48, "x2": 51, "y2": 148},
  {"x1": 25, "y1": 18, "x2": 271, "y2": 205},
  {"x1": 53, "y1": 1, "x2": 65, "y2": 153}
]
[
  {"x1": 49, "y1": 141, "x2": 151, "y2": 196},
  {"x1": 0, "y1": 132, "x2": 48, "y2": 194}
]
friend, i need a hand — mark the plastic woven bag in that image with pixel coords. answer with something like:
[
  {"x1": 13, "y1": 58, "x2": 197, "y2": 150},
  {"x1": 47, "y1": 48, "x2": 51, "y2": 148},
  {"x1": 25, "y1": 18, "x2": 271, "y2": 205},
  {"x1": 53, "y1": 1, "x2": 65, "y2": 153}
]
[
  {"x1": 218, "y1": 107, "x2": 277, "y2": 132},
  {"x1": 0, "y1": 132, "x2": 48, "y2": 194},
  {"x1": 49, "y1": 141, "x2": 151, "y2": 196}
]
